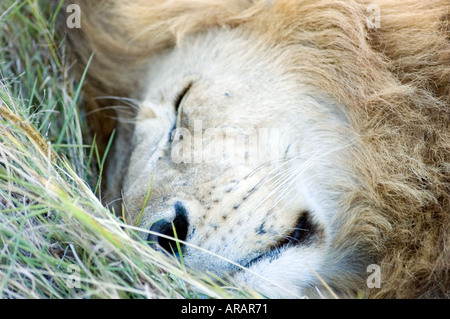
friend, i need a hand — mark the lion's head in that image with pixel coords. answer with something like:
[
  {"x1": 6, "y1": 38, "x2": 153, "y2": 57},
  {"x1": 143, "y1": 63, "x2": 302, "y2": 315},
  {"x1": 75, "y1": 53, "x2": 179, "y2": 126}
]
[{"x1": 66, "y1": 0, "x2": 450, "y2": 298}]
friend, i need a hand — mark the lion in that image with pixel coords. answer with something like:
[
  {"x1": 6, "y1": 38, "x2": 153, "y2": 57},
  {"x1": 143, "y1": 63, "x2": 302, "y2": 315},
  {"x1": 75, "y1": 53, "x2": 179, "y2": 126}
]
[{"x1": 63, "y1": 0, "x2": 450, "y2": 298}]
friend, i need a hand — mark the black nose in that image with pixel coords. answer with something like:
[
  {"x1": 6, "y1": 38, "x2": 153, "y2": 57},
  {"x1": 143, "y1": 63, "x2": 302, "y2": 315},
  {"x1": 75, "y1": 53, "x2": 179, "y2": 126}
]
[{"x1": 147, "y1": 202, "x2": 189, "y2": 254}]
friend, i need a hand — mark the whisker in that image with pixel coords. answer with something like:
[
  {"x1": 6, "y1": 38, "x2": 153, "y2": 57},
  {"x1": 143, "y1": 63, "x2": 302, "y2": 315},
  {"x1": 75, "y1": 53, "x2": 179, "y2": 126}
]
[
  {"x1": 95, "y1": 96, "x2": 142, "y2": 111},
  {"x1": 255, "y1": 171, "x2": 299, "y2": 214},
  {"x1": 240, "y1": 162, "x2": 297, "y2": 203},
  {"x1": 242, "y1": 166, "x2": 298, "y2": 215},
  {"x1": 244, "y1": 142, "x2": 355, "y2": 217},
  {"x1": 238, "y1": 144, "x2": 338, "y2": 188},
  {"x1": 84, "y1": 105, "x2": 138, "y2": 124},
  {"x1": 109, "y1": 117, "x2": 139, "y2": 125},
  {"x1": 238, "y1": 156, "x2": 298, "y2": 191}
]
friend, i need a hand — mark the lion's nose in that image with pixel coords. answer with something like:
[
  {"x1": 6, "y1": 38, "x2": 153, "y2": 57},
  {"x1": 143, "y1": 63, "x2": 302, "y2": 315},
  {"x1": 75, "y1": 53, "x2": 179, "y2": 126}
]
[{"x1": 147, "y1": 201, "x2": 189, "y2": 254}]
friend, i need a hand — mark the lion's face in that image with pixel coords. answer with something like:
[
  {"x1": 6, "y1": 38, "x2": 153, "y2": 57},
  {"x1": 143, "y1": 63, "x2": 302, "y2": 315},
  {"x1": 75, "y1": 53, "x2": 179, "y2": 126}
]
[{"x1": 122, "y1": 28, "x2": 359, "y2": 297}]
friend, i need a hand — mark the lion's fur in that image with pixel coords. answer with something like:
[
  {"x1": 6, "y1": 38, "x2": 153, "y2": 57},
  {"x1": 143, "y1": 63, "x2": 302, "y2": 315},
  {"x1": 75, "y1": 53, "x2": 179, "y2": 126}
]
[{"x1": 64, "y1": 0, "x2": 450, "y2": 298}]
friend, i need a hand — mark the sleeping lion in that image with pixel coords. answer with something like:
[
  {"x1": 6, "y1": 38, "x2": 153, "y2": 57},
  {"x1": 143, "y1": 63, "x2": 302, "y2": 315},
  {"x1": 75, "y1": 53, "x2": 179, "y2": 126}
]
[{"x1": 64, "y1": 0, "x2": 450, "y2": 298}]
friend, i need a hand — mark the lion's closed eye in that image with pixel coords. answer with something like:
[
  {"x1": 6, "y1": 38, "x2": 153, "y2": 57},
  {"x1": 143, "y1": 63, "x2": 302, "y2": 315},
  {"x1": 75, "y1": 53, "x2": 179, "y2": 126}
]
[{"x1": 174, "y1": 82, "x2": 193, "y2": 113}]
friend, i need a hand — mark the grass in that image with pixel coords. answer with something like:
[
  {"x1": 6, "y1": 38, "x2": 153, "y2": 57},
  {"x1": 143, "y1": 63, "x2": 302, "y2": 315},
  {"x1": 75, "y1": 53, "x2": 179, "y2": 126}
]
[{"x1": 0, "y1": 0, "x2": 260, "y2": 299}]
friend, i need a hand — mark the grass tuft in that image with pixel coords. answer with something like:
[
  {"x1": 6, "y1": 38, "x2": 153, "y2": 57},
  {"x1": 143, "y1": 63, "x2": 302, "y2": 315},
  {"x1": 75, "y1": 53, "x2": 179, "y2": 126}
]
[{"x1": 0, "y1": 0, "x2": 259, "y2": 299}]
